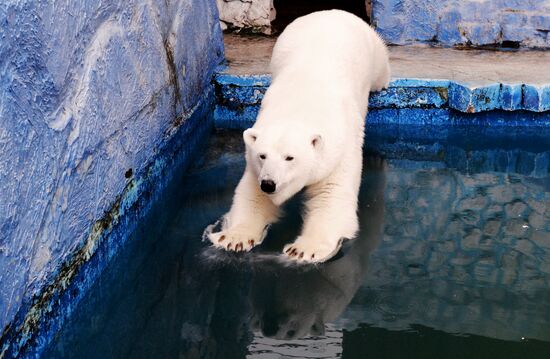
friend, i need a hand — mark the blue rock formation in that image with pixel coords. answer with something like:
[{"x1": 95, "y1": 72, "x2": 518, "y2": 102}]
[
  {"x1": 0, "y1": 0, "x2": 223, "y2": 345},
  {"x1": 372, "y1": 0, "x2": 550, "y2": 48}
]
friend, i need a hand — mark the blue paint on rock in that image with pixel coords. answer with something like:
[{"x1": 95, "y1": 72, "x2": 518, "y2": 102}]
[
  {"x1": 372, "y1": 0, "x2": 550, "y2": 48},
  {"x1": 501, "y1": 84, "x2": 524, "y2": 111},
  {"x1": 368, "y1": 108, "x2": 452, "y2": 125},
  {"x1": 0, "y1": 0, "x2": 223, "y2": 351},
  {"x1": 214, "y1": 73, "x2": 550, "y2": 129},
  {"x1": 214, "y1": 104, "x2": 260, "y2": 130},
  {"x1": 523, "y1": 85, "x2": 550, "y2": 112},
  {"x1": 215, "y1": 73, "x2": 271, "y2": 87},
  {"x1": 437, "y1": 11, "x2": 467, "y2": 44},
  {"x1": 1, "y1": 89, "x2": 216, "y2": 359},
  {"x1": 448, "y1": 82, "x2": 501, "y2": 113},
  {"x1": 389, "y1": 79, "x2": 451, "y2": 88},
  {"x1": 370, "y1": 87, "x2": 448, "y2": 109},
  {"x1": 213, "y1": 71, "x2": 550, "y2": 130}
]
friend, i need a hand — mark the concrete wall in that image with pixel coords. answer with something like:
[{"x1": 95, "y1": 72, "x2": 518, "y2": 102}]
[
  {"x1": 0, "y1": 0, "x2": 223, "y2": 336},
  {"x1": 372, "y1": 0, "x2": 550, "y2": 48}
]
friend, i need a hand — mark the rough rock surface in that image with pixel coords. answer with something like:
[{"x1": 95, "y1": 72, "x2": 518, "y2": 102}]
[
  {"x1": 217, "y1": 0, "x2": 276, "y2": 34},
  {"x1": 372, "y1": 0, "x2": 550, "y2": 48},
  {"x1": 0, "y1": 0, "x2": 223, "y2": 333}
]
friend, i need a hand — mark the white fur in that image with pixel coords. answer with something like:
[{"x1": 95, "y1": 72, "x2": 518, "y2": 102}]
[
  {"x1": 208, "y1": 10, "x2": 390, "y2": 262},
  {"x1": 250, "y1": 157, "x2": 386, "y2": 339}
]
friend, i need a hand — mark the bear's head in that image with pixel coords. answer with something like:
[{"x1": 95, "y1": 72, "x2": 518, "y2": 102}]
[{"x1": 243, "y1": 126, "x2": 323, "y2": 205}]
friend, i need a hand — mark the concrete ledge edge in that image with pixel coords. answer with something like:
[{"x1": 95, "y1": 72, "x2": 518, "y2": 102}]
[{"x1": 214, "y1": 72, "x2": 550, "y2": 113}]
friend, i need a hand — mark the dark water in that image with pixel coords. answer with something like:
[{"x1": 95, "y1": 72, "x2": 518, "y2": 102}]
[{"x1": 44, "y1": 125, "x2": 550, "y2": 359}]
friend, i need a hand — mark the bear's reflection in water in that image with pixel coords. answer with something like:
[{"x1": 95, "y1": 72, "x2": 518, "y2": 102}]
[
  {"x1": 43, "y1": 154, "x2": 386, "y2": 359},
  {"x1": 204, "y1": 154, "x2": 386, "y2": 341}
]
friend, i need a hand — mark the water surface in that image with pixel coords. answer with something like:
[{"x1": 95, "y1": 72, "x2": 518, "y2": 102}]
[{"x1": 44, "y1": 125, "x2": 550, "y2": 359}]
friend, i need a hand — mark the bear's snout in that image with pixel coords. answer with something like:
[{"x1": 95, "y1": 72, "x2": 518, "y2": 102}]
[{"x1": 260, "y1": 180, "x2": 276, "y2": 194}]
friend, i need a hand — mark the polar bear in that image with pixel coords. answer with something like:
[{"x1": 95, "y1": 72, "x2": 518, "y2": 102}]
[
  {"x1": 208, "y1": 10, "x2": 390, "y2": 263},
  {"x1": 249, "y1": 155, "x2": 386, "y2": 339}
]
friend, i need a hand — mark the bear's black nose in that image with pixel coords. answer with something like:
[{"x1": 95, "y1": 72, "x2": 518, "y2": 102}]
[{"x1": 261, "y1": 180, "x2": 276, "y2": 193}]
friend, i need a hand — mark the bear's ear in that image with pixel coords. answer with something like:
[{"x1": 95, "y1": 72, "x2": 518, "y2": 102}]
[
  {"x1": 311, "y1": 134, "x2": 323, "y2": 149},
  {"x1": 243, "y1": 128, "x2": 259, "y2": 146}
]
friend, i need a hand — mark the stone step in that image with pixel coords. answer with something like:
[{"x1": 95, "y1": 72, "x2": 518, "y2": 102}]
[{"x1": 215, "y1": 34, "x2": 550, "y2": 126}]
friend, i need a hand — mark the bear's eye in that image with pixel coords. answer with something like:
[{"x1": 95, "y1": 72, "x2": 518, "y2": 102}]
[
  {"x1": 285, "y1": 156, "x2": 294, "y2": 161},
  {"x1": 259, "y1": 154, "x2": 266, "y2": 160}
]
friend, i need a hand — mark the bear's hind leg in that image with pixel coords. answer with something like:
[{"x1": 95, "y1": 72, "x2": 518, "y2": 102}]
[
  {"x1": 371, "y1": 61, "x2": 391, "y2": 92},
  {"x1": 208, "y1": 168, "x2": 280, "y2": 252}
]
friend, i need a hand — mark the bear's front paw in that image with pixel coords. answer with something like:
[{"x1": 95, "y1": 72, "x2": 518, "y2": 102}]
[
  {"x1": 208, "y1": 228, "x2": 261, "y2": 253},
  {"x1": 282, "y1": 236, "x2": 344, "y2": 263}
]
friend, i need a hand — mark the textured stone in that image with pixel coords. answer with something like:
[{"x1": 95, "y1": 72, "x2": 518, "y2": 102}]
[
  {"x1": 483, "y1": 220, "x2": 501, "y2": 237},
  {"x1": 540, "y1": 261, "x2": 550, "y2": 275},
  {"x1": 500, "y1": 84, "x2": 524, "y2": 111},
  {"x1": 434, "y1": 240, "x2": 456, "y2": 253},
  {"x1": 369, "y1": 87, "x2": 448, "y2": 109},
  {"x1": 0, "y1": 0, "x2": 223, "y2": 340},
  {"x1": 533, "y1": 152, "x2": 550, "y2": 177},
  {"x1": 449, "y1": 82, "x2": 501, "y2": 113},
  {"x1": 503, "y1": 219, "x2": 530, "y2": 237},
  {"x1": 505, "y1": 200, "x2": 528, "y2": 218},
  {"x1": 450, "y1": 253, "x2": 476, "y2": 266},
  {"x1": 457, "y1": 196, "x2": 488, "y2": 212},
  {"x1": 523, "y1": 84, "x2": 550, "y2": 112},
  {"x1": 473, "y1": 263, "x2": 497, "y2": 283},
  {"x1": 531, "y1": 15, "x2": 550, "y2": 30},
  {"x1": 500, "y1": 267, "x2": 518, "y2": 285},
  {"x1": 372, "y1": 0, "x2": 550, "y2": 48},
  {"x1": 437, "y1": 10, "x2": 466, "y2": 44},
  {"x1": 488, "y1": 185, "x2": 517, "y2": 204},
  {"x1": 527, "y1": 198, "x2": 548, "y2": 214},
  {"x1": 461, "y1": 228, "x2": 480, "y2": 249},
  {"x1": 500, "y1": 250, "x2": 520, "y2": 269},
  {"x1": 485, "y1": 204, "x2": 504, "y2": 217},
  {"x1": 532, "y1": 231, "x2": 550, "y2": 250},
  {"x1": 528, "y1": 212, "x2": 546, "y2": 230},
  {"x1": 514, "y1": 239, "x2": 537, "y2": 257},
  {"x1": 216, "y1": 0, "x2": 275, "y2": 34},
  {"x1": 459, "y1": 209, "x2": 480, "y2": 226},
  {"x1": 462, "y1": 22, "x2": 502, "y2": 46}
]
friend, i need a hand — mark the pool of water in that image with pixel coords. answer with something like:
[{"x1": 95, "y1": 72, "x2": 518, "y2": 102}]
[{"x1": 44, "y1": 124, "x2": 550, "y2": 359}]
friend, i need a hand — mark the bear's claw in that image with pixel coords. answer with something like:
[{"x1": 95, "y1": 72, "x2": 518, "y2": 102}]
[
  {"x1": 282, "y1": 236, "x2": 343, "y2": 263},
  {"x1": 208, "y1": 229, "x2": 261, "y2": 253}
]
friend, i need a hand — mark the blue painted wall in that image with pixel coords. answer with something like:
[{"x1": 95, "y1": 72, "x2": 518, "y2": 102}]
[
  {"x1": 0, "y1": 0, "x2": 223, "y2": 335},
  {"x1": 372, "y1": 0, "x2": 550, "y2": 48}
]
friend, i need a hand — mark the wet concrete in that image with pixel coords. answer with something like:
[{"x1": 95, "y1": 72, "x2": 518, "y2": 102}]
[{"x1": 222, "y1": 34, "x2": 550, "y2": 87}]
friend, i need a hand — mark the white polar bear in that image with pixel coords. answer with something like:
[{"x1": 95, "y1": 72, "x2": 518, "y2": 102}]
[{"x1": 208, "y1": 10, "x2": 390, "y2": 263}]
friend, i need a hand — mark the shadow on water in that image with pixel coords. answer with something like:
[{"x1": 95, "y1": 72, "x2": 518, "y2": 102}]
[{"x1": 44, "y1": 126, "x2": 550, "y2": 359}]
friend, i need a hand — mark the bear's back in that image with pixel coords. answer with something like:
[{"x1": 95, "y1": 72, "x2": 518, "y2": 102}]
[
  {"x1": 267, "y1": 10, "x2": 386, "y2": 116},
  {"x1": 270, "y1": 10, "x2": 378, "y2": 78}
]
